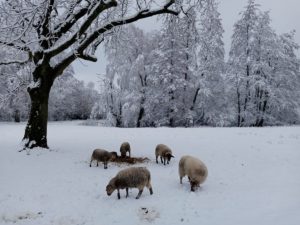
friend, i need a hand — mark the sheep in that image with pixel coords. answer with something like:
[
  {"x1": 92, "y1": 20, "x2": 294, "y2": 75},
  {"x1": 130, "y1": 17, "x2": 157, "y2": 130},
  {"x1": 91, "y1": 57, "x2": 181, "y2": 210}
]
[
  {"x1": 89, "y1": 149, "x2": 117, "y2": 169},
  {"x1": 120, "y1": 142, "x2": 131, "y2": 158},
  {"x1": 179, "y1": 155, "x2": 208, "y2": 192},
  {"x1": 106, "y1": 167, "x2": 153, "y2": 199},
  {"x1": 155, "y1": 144, "x2": 174, "y2": 165}
]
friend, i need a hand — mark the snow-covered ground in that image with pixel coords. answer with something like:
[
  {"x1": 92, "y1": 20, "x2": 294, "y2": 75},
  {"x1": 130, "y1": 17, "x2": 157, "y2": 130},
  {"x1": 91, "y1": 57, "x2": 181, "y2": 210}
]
[{"x1": 0, "y1": 122, "x2": 300, "y2": 225}]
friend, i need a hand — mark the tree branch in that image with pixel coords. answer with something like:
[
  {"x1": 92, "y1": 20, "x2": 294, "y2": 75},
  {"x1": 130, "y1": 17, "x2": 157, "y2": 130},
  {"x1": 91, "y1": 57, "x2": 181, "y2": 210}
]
[
  {"x1": 77, "y1": 0, "x2": 178, "y2": 53},
  {"x1": 52, "y1": 0, "x2": 178, "y2": 77},
  {"x1": 40, "y1": 0, "x2": 55, "y2": 37},
  {"x1": 37, "y1": 0, "x2": 55, "y2": 49},
  {"x1": 0, "y1": 51, "x2": 32, "y2": 66},
  {"x1": 45, "y1": 0, "x2": 117, "y2": 58},
  {"x1": 77, "y1": 53, "x2": 98, "y2": 62},
  {"x1": 0, "y1": 59, "x2": 29, "y2": 66},
  {"x1": 52, "y1": 53, "x2": 77, "y2": 77},
  {"x1": 52, "y1": 1, "x2": 89, "y2": 43},
  {"x1": 0, "y1": 41, "x2": 31, "y2": 52}
]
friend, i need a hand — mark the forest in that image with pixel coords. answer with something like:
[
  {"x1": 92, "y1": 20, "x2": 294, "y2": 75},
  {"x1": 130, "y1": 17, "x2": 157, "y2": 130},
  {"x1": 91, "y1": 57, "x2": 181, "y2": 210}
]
[{"x1": 1, "y1": 0, "x2": 300, "y2": 127}]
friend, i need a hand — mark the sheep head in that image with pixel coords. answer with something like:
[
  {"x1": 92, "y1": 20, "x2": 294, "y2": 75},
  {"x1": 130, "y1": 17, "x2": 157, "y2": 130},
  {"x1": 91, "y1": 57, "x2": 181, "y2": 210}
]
[
  {"x1": 189, "y1": 179, "x2": 200, "y2": 192},
  {"x1": 165, "y1": 152, "x2": 174, "y2": 163}
]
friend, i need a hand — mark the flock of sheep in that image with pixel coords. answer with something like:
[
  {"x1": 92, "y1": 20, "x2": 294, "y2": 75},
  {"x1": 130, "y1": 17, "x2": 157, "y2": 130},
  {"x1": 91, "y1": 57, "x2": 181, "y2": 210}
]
[{"x1": 90, "y1": 142, "x2": 208, "y2": 199}]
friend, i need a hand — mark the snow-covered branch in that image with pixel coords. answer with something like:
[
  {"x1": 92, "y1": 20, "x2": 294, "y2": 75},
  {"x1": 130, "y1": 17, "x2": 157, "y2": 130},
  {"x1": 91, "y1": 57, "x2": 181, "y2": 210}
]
[
  {"x1": 53, "y1": 0, "x2": 178, "y2": 76},
  {"x1": 0, "y1": 59, "x2": 30, "y2": 66},
  {"x1": 77, "y1": 53, "x2": 98, "y2": 62},
  {"x1": 45, "y1": 0, "x2": 118, "y2": 58}
]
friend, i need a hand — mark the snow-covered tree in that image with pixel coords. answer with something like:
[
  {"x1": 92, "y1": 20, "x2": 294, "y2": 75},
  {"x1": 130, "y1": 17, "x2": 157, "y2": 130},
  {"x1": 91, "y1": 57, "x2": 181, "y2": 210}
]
[
  {"x1": 49, "y1": 69, "x2": 99, "y2": 121},
  {"x1": 1, "y1": 60, "x2": 98, "y2": 122},
  {"x1": 269, "y1": 31, "x2": 300, "y2": 125},
  {"x1": 195, "y1": 0, "x2": 226, "y2": 126},
  {"x1": 227, "y1": 0, "x2": 260, "y2": 126},
  {"x1": 103, "y1": 25, "x2": 151, "y2": 127},
  {"x1": 227, "y1": 0, "x2": 300, "y2": 126},
  {"x1": 99, "y1": 1, "x2": 227, "y2": 127},
  {"x1": 145, "y1": 9, "x2": 199, "y2": 127},
  {"x1": 0, "y1": 47, "x2": 32, "y2": 122},
  {"x1": 0, "y1": 0, "x2": 184, "y2": 148}
]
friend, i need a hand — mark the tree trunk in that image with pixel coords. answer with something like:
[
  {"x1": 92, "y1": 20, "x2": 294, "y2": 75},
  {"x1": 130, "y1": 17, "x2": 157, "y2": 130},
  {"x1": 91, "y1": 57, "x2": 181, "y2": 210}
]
[
  {"x1": 23, "y1": 65, "x2": 55, "y2": 149},
  {"x1": 137, "y1": 92, "x2": 145, "y2": 127},
  {"x1": 14, "y1": 109, "x2": 20, "y2": 123},
  {"x1": 137, "y1": 106, "x2": 145, "y2": 127},
  {"x1": 237, "y1": 85, "x2": 241, "y2": 127}
]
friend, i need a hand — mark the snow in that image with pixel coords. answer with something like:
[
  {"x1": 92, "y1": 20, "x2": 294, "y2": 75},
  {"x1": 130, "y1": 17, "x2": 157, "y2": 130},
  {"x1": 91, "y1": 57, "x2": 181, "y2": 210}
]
[
  {"x1": 0, "y1": 122, "x2": 300, "y2": 225},
  {"x1": 27, "y1": 79, "x2": 41, "y2": 90}
]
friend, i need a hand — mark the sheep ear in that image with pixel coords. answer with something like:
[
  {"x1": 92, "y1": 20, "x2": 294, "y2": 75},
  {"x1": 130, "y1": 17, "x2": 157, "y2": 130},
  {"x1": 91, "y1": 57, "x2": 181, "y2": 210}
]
[{"x1": 171, "y1": 155, "x2": 175, "y2": 158}]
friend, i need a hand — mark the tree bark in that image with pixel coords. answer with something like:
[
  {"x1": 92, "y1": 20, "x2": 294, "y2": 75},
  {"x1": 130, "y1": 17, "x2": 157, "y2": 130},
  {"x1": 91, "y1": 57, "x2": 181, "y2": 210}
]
[
  {"x1": 23, "y1": 65, "x2": 55, "y2": 149},
  {"x1": 14, "y1": 109, "x2": 20, "y2": 123},
  {"x1": 237, "y1": 85, "x2": 241, "y2": 127}
]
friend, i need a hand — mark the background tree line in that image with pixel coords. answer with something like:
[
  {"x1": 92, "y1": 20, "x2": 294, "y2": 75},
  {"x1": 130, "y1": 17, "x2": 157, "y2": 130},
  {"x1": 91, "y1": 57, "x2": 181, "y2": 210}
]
[
  {"x1": 91, "y1": 0, "x2": 300, "y2": 127},
  {"x1": 0, "y1": 63, "x2": 98, "y2": 122},
  {"x1": 1, "y1": 0, "x2": 299, "y2": 127}
]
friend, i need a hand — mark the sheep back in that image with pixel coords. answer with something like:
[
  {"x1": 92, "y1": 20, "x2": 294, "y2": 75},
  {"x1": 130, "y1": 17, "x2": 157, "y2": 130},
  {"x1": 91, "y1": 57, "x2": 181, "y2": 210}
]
[
  {"x1": 114, "y1": 167, "x2": 151, "y2": 189},
  {"x1": 179, "y1": 155, "x2": 208, "y2": 191},
  {"x1": 106, "y1": 167, "x2": 153, "y2": 199},
  {"x1": 90, "y1": 149, "x2": 116, "y2": 168}
]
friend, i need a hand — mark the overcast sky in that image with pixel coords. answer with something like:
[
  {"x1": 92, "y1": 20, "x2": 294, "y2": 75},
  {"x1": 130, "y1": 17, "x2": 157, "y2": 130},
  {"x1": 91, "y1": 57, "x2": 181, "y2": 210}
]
[{"x1": 73, "y1": 0, "x2": 300, "y2": 85}]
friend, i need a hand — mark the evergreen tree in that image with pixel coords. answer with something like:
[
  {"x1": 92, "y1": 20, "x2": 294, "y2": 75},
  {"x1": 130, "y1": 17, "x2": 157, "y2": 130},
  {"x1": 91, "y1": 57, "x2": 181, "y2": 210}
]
[
  {"x1": 227, "y1": 0, "x2": 300, "y2": 126},
  {"x1": 196, "y1": 0, "x2": 226, "y2": 126},
  {"x1": 227, "y1": 0, "x2": 260, "y2": 126}
]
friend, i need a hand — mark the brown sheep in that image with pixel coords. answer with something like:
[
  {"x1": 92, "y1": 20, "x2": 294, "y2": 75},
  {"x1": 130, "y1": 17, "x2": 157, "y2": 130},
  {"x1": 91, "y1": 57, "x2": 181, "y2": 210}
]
[
  {"x1": 155, "y1": 144, "x2": 174, "y2": 165},
  {"x1": 120, "y1": 142, "x2": 131, "y2": 158},
  {"x1": 106, "y1": 167, "x2": 153, "y2": 199},
  {"x1": 179, "y1": 155, "x2": 208, "y2": 192},
  {"x1": 89, "y1": 149, "x2": 117, "y2": 169}
]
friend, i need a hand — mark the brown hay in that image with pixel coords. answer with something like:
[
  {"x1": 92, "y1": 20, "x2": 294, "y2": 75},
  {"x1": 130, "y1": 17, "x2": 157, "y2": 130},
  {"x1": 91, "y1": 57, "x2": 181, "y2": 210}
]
[{"x1": 111, "y1": 156, "x2": 150, "y2": 164}]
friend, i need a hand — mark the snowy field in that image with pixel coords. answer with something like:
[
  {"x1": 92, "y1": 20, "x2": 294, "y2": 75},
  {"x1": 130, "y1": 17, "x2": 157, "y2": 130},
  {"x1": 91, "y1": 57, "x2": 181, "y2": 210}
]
[{"x1": 0, "y1": 122, "x2": 300, "y2": 225}]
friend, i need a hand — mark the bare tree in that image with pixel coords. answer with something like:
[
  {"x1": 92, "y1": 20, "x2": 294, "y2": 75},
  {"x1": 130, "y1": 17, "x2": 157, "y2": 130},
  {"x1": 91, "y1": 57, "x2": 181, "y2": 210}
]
[{"x1": 0, "y1": 0, "x2": 180, "y2": 149}]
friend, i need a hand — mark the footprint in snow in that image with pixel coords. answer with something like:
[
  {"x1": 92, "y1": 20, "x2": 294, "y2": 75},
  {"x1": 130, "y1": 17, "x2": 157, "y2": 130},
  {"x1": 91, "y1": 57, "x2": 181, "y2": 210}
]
[
  {"x1": 1, "y1": 211, "x2": 43, "y2": 223},
  {"x1": 138, "y1": 207, "x2": 160, "y2": 222}
]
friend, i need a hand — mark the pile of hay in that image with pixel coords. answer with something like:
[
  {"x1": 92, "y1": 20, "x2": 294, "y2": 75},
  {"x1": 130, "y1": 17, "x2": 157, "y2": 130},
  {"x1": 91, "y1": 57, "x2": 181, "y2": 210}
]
[{"x1": 111, "y1": 156, "x2": 150, "y2": 164}]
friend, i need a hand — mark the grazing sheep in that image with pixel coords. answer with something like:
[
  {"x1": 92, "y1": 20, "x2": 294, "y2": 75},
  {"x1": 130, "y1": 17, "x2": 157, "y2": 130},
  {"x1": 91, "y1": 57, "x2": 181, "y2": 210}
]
[
  {"x1": 109, "y1": 151, "x2": 118, "y2": 160},
  {"x1": 89, "y1": 149, "x2": 117, "y2": 169},
  {"x1": 155, "y1": 144, "x2": 174, "y2": 165},
  {"x1": 106, "y1": 167, "x2": 153, "y2": 199},
  {"x1": 120, "y1": 142, "x2": 131, "y2": 158},
  {"x1": 179, "y1": 155, "x2": 208, "y2": 192}
]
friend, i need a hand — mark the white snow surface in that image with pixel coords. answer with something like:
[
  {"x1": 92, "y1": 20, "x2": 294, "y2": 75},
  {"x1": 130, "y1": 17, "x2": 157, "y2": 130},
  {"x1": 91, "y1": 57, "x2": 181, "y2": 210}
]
[{"x1": 0, "y1": 122, "x2": 300, "y2": 225}]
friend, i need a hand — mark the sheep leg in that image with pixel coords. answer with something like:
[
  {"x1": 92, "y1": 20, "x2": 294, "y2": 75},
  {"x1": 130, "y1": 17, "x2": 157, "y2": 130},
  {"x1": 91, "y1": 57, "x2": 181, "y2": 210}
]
[
  {"x1": 163, "y1": 157, "x2": 166, "y2": 165},
  {"x1": 156, "y1": 156, "x2": 158, "y2": 164},
  {"x1": 136, "y1": 188, "x2": 144, "y2": 199},
  {"x1": 89, "y1": 159, "x2": 93, "y2": 167},
  {"x1": 190, "y1": 184, "x2": 195, "y2": 192},
  {"x1": 160, "y1": 156, "x2": 163, "y2": 164},
  {"x1": 149, "y1": 187, "x2": 153, "y2": 195},
  {"x1": 104, "y1": 162, "x2": 107, "y2": 169},
  {"x1": 126, "y1": 188, "x2": 129, "y2": 198},
  {"x1": 117, "y1": 189, "x2": 121, "y2": 199},
  {"x1": 96, "y1": 161, "x2": 99, "y2": 167},
  {"x1": 180, "y1": 177, "x2": 183, "y2": 184},
  {"x1": 146, "y1": 182, "x2": 153, "y2": 195}
]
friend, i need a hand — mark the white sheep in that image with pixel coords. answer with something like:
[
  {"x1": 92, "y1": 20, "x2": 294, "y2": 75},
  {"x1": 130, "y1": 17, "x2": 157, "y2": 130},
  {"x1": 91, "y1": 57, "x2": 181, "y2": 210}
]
[
  {"x1": 155, "y1": 144, "x2": 174, "y2": 165},
  {"x1": 120, "y1": 142, "x2": 131, "y2": 158},
  {"x1": 89, "y1": 149, "x2": 117, "y2": 169},
  {"x1": 106, "y1": 167, "x2": 153, "y2": 199},
  {"x1": 179, "y1": 155, "x2": 208, "y2": 191}
]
